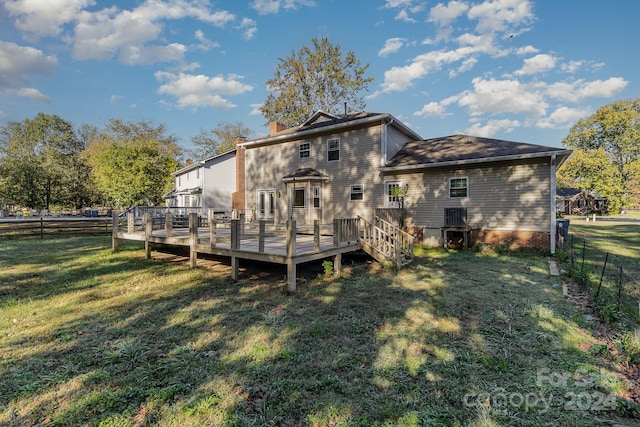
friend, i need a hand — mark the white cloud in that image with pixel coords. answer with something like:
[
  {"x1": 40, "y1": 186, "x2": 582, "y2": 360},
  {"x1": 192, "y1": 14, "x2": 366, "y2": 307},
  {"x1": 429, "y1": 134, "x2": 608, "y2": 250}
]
[
  {"x1": 250, "y1": 103, "x2": 263, "y2": 115},
  {"x1": 251, "y1": 0, "x2": 315, "y2": 15},
  {"x1": 465, "y1": 118, "x2": 521, "y2": 137},
  {"x1": 194, "y1": 29, "x2": 220, "y2": 51},
  {"x1": 537, "y1": 106, "x2": 591, "y2": 129},
  {"x1": 155, "y1": 71, "x2": 253, "y2": 109},
  {"x1": 0, "y1": 41, "x2": 58, "y2": 85},
  {"x1": 449, "y1": 57, "x2": 477, "y2": 77},
  {"x1": 110, "y1": 94, "x2": 122, "y2": 104},
  {"x1": 515, "y1": 45, "x2": 538, "y2": 55},
  {"x1": 238, "y1": 18, "x2": 258, "y2": 40},
  {"x1": 546, "y1": 77, "x2": 628, "y2": 102},
  {"x1": 514, "y1": 53, "x2": 556, "y2": 76},
  {"x1": 72, "y1": 1, "x2": 235, "y2": 64},
  {"x1": 428, "y1": 1, "x2": 469, "y2": 26},
  {"x1": 560, "y1": 60, "x2": 583, "y2": 73},
  {"x1": 414, "y1": 101, "x2": 449, "y2": 117},
  {"x1": 378, "y1": 38, "x2": 406, "y2": 57},
  {"x1": 3, "y1": 0, "x2": 95, "y2": 38},
  {"x1": 467, "y1": 0, "x2": 534, "y2": 34},
  {"x1": 458, "y1": 77, "x2": 548, "y2": 118},
  {"x1": 0, "y1": 87, "x2": 51, "y2": 102}
]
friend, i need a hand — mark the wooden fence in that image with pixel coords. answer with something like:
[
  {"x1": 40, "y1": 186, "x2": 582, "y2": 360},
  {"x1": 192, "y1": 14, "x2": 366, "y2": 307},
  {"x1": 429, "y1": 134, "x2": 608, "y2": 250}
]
[{"x1": 0, "y1": 217, "x2": 113, "y2": 238}]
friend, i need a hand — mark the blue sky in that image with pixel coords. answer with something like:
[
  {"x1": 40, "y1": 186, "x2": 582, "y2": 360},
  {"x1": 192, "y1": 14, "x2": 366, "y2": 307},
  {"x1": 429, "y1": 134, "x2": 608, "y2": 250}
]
[{"x1": 0, "y1": 0, "x2": 636, "y2": 151}]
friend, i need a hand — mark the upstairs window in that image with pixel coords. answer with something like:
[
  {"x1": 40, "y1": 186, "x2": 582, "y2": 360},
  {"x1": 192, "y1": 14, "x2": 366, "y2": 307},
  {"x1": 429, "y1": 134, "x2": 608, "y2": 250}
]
[
  {"x1": 327, "y1": 138, "x2": 340, "y2": 161},
  {"x1": 449, "y1": 177, "x2": 468, "y2": 198},
  {"x1": 299, "y1": 142, "x2": 310, "y2": 159},
  {"x1": 350, "y1": 184, "x2": 364, "y2": 201}
]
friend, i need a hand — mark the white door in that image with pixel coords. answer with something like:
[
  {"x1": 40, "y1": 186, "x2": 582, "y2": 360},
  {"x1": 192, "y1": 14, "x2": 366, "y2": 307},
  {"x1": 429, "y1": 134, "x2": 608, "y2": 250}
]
[{"x1": 257, "y1": 189, "x2": 276, "y2": 219}]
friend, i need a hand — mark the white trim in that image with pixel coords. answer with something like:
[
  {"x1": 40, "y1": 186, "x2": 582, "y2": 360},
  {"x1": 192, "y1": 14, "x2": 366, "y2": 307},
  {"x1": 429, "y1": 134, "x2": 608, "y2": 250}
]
[
  {"x1": 384, "y1": 180, "x2": 402, "y2": 208},
  {"x1": 449, "y1": 177, "x2": 468, "y2": 198},
  {"x1": 299, "y1": 142, "x2": 310, "y2": 159}
]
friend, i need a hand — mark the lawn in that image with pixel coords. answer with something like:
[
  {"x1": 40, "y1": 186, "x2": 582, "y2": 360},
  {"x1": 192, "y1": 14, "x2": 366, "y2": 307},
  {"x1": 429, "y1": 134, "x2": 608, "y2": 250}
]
[{"x1": 1, "y1": 236, "x2": 639, "y2": 426}]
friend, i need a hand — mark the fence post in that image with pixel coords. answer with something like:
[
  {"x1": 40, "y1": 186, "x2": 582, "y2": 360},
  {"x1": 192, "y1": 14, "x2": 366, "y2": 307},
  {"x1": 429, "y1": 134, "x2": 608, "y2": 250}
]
[
  {"x1": 208, "y1": 209, "x2": 216, "y2": 249},
  {"x1": 313, "y1": 220, "x2": 320, "y2": 252},
  {"x1": 286, "y1": 220, "x2": 297, "y2": 292},
  {"x1": 581, "y1": 240, "x2": 586, "y2": 269},
  {"x1": 143, "y1": 212, "x2": 152, "y2": 259},
  {"x1": 165, "y1": 212, "x2": 173, "y2": 238},
  {"x1": 112, "y1": 211, "x2": 119, "y2": 251},
  {"x1": 258, "y1": 220, "x2": 265, "y2": 253},
  {"x1": 333, "y1": 218, "x2": 341, "y2": 248},
  {"x1": 617, "y1": 265, "x2": 623, "y2": 313},
  {"x1": 40, "y1": 217, "x2": 43, "y2": 239},
  {"x1": 595, "y1": 252, "x2": 609, "y2": 298},
  {"x1": 189, "y1": 212, "x2": 198, "y2": 268}
]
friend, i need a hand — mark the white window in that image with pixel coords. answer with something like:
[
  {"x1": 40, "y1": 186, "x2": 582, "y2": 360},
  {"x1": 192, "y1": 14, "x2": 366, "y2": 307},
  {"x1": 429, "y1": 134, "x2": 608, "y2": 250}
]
[
  {"x1": 327, "y1": 138, "x2": 340, "y2": 161},
  {"x1": 313, "y1": 186, "x2": 321, "y2": 208},
  {"x1": 385, "y1": 181, "x2": 401, "y2": 208},
  {"x1": 292, "y1": 188, "x2": 305, "y2": 208},
  {"x1": 449, "y1": 177, "x2": 468, "y2": 198},
  {"x1": 299, "y1": 142, "x2": 310, "y2": 159},
  {"x1": 350, "y1": 184, "x2": 364, "y2": 201}
]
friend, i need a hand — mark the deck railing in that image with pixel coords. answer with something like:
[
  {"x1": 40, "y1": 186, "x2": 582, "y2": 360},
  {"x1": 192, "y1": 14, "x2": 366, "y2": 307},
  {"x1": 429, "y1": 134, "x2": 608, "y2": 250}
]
[{"x1": 359, "y1": 215, "x2": 414, "y2": 266}]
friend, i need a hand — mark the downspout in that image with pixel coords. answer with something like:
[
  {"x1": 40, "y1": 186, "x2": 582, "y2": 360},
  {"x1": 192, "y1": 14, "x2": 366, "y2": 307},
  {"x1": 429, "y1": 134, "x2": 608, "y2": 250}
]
[
  {"x1": 381, "y1": 116, "x2": 394, "y2": 166},
  {"x1": 550, "y1": 154, "x2": 557, "y2": 254}
]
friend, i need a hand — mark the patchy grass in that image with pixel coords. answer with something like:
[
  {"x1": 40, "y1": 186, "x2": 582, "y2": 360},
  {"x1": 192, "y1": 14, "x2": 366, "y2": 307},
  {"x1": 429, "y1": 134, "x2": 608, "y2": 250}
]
[{"x1": 1, "y1": 237, "x2": 638, "y2": 426}]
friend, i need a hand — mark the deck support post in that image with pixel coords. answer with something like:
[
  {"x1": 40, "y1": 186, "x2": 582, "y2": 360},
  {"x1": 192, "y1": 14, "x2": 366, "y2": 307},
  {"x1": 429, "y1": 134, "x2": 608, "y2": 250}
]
[
  {"x1": 188, "y1": 212, "x2": 198, "y2": 268},
  {"x1": 112, "y1": 210, "x2": 119, "y2": 251},
  {"x1": 208, "y1": 209, "x2": 216, "y2": 249},
  {"x1": 230, "y1": 219, "x2": 240, "y2": 281},
  {"x1": 165, "y1": 212, "x2": 173, "y2": 238},
  {"x1": 313, "y1": 220, "x2": 320, "y2": 252},
  {"x1": 334, "y1": 252, "x2": 342, "y2": 277},
  {"x1": 143, "y1": 212, "x2": 152, "y2": 259},
  {"x1": 286, "y1": 220, "x2": 297, "y2": 292},
  {"x1": 258, "y1": 220, "x2": 266, "y2": 252}
]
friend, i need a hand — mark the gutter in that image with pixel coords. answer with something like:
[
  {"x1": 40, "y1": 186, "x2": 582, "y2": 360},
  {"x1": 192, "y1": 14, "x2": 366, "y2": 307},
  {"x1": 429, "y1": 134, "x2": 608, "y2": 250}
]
[{"x1": 380, "y1": 149, "x2": 573, "y2": 172}]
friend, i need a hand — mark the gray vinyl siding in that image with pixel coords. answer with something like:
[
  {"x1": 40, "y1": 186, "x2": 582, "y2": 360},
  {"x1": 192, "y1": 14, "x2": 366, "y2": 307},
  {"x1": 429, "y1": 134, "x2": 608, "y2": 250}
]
[
  {"x1": 385, "y1": 158, "x2": 551, "y2": 232},
  {"x1": 202, "y1": 152, "x2": 235, "y2": 211},
  {"x1": 245, "y1": 124, "x2": 386, "y2": 224},
  {"x1": 386, "y1": 125, "x2": 412, "y2": 163}
]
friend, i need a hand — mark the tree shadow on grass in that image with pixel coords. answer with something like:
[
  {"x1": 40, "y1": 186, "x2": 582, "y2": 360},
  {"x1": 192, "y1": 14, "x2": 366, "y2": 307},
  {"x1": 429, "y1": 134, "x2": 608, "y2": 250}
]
[{"x1": 1, "y1": 243, "x2": 637, "y2": 426}]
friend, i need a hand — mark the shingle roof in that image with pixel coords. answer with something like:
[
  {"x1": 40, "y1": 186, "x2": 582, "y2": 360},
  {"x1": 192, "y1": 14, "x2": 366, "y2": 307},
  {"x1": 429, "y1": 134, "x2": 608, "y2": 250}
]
[
  {"x1": 386, "y1": 134, "x2": 569, "y2": 168},
  {"x1": 282, "y1": 168, "x2": 329, "y2": 180}
]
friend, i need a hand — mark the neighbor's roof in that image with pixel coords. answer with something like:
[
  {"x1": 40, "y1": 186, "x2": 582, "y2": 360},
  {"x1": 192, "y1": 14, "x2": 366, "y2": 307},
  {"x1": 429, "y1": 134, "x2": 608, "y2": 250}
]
[{"x1": 382, "y1": 134, "x2": 572, "y2": 171}]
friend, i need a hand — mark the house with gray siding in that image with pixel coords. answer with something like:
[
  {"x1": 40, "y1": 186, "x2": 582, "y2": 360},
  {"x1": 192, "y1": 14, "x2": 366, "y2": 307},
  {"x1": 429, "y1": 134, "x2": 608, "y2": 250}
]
[
  {"x1": 164, "y1": 149, "x2": 236, "y2": 215},
  {"x1": 234, "y1": 111, "x2": 572, "y2": 252}
]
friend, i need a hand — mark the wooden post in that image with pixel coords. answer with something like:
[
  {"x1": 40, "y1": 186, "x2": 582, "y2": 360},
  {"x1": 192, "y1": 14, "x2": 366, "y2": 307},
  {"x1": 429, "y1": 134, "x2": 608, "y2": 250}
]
[
  {"x1": 333, "y1": 218, "x2": 341, "y2": 248},
  {"x1": 230, "y1": 219, "x2": 240, "y2": 281},
  {"x1": 112, "y1": 210, "x2": 119, "y2": 251},
  {"x1": 143, "y1": 212, "x2": 152, "y2": 259},
  {"x1": 189, "y1": 212, "x2": 198, "y2": 268},
  {"x1": 165, "y1": 212, "x2": 173, "y2": 238},
  {"x1": 208, "y1": 209, "x2": 216, "y2": 249},
  {"x1": 127, "y1": 212, "x2": 134, "y2": 233},
  {"x1": 258, "y1": 220, "x2": 266, "y2": 252},
  {"x1": 313, "y1": 220, "x2": 320, "y2": 252},
  {"x1": 286, "y1": 220, "x2": 297, "y2": 292},
  {"x1": 334, "y1": 252, "x2": 342, "y2": 277}
]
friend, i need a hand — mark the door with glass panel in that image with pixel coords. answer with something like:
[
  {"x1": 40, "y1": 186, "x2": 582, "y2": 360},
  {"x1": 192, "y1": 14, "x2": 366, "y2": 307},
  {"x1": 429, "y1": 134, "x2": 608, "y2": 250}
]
[{"x1": 257, "y1": 189, "x2": 276, "y2": 219}]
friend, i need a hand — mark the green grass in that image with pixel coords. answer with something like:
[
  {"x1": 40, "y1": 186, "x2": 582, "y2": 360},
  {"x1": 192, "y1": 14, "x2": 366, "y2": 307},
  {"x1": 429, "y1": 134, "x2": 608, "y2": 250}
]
[{"x1": 1, "y1": 236, "x2": 638, "y2": 426}]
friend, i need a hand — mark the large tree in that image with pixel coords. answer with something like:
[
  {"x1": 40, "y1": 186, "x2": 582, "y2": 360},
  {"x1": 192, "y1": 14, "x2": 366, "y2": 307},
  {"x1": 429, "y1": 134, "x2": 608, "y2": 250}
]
[
  {"x1": 189, "y1": 121, "x2": 251, "y2": 160},
  {"x1": 559, "y1": 98, "x2": 640, "y2": 211},
  {"x1": 0, "y1": 113, "x2": 93, "y2": 210},
  {"x1": 83, "y1": 119, "x2": 180, "y2": 207},
  {"x1": 260, "y1": 36, "x2": 374, "y2": 128}
]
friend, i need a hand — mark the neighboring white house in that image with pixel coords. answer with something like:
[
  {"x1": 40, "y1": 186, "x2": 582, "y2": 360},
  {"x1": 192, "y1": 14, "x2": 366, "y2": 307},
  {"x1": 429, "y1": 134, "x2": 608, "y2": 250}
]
[{"x1": 164, "y1": 149, "x2": 236, "y2": 215}]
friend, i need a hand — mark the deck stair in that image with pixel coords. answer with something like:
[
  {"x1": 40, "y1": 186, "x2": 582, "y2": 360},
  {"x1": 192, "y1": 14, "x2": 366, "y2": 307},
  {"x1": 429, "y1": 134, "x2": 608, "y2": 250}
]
[{"x1": 358, "y1": 216, "x2": 415, "y2": 267}]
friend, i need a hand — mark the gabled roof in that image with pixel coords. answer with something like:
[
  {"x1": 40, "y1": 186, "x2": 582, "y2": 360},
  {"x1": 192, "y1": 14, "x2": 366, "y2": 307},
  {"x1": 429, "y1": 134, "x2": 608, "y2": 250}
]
[
  {"x1": 240, "y1": 111, "x2": 422, "y2": 147},
  {"x1": 282, "y1": 168, "x2": 329, "y2": 182},
  {"x1": 556, "y1": 188, "x2": 582, "y2": 198},
  {"x1": 382, "y1": 134, "x2": 572, "y2": 171},
  {"x1": 172, "y1": 148, "x2": 236, "y2": 176}
]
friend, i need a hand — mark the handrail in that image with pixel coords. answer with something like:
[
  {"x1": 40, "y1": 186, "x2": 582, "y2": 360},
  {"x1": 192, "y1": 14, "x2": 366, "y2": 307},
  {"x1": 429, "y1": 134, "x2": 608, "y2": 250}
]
[{"x1": 357, "y1": 215, "x2": 414, "y2": 266}]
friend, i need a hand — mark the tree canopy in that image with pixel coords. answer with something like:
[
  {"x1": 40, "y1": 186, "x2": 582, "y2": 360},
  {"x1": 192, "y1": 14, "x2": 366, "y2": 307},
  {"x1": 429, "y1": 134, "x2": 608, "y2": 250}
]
[
  {"x1": 83, "y1": 119, "x2": 181, "y2": 207},
  {"x1": 189, "y1": 121, "x2": 251, "y2": 160},
  {"x1": 559, "y1": 98, "x2": 640, "y2": 211},
  {"x1": 0, "y1": 113, "x2": 95, "y2": 210},
  {"x1": 260, "y1": 36, "x2": 374, "y2": 128}
]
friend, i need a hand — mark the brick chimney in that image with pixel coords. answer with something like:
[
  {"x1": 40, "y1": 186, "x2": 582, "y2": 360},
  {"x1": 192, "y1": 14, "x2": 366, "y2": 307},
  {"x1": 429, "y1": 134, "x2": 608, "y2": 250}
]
[
  {"x1": 269, "y1": 121, "x2": 287, "y2": 135},
  {"x1": 232, "y1": 137, "x2": 247, "y2": 213}
]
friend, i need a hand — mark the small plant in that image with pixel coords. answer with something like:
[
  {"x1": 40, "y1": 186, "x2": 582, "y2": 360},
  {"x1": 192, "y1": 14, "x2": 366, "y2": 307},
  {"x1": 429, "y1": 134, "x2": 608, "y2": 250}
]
[
  {"x1": 570, "y1": 264, "x2": 592, "y2": 287},
  {"x1": 322, "y1": 260, "x2": 334, "y2": 277}
]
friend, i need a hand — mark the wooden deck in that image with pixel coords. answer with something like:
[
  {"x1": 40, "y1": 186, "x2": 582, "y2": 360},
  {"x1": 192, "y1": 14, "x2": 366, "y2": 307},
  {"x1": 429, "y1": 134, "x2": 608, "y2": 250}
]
[{"x1": 112, "y1": 212, "x2": 361, "y2": 291}]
